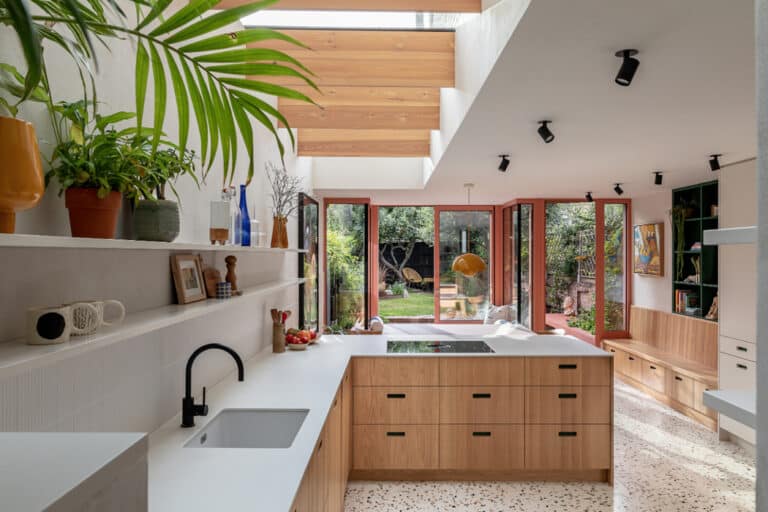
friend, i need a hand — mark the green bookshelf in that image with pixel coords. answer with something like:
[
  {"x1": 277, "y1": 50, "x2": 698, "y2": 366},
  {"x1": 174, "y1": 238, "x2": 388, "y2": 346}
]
[{"x1": 671, "y1": 180, "x2": 718, "y2": 321}]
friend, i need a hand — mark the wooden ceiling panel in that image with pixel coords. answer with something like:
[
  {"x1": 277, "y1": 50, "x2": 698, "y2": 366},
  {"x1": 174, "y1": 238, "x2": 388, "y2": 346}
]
[
  {"x1": 218, "y1": 0, "x2": 481, "y2": 12},
  {"x1": 258, "y1": 29, "x2": 455, "y2": 54},
  {"x1": 298, "y1": 129, "x2": 431, "y2": 157}
]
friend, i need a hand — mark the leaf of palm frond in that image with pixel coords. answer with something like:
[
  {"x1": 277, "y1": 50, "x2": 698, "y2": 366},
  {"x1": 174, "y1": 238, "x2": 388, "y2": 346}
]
[
  {"x1": 179, "y1": 27, "x2": 310, "y2": 54},
  {"x1": 162, "y1": 0, "x2": 279, "y2": 45},
  {"x1": 95, "y1": 111, "x2": 135, "y2": 131},
  {"x1": 231, "y1": 89, "x2": 294, "y2": 150},
  {"x1": 58, "y1": 0, "x2": 97, "y2": 61},
  {"x1": 135, "y1": 42, "x2": 149, "y2": 133},
  {"x1": 136, "y1": 0, "x2": 173, "y2": 30},
  {"x1": 148, "y1": 0, "x2": 220, "y2": 38},
  {"x1": 218, "y1": 87, "x2": 239, "y2": 184},
  {"x1": 0, "y1": 63, "x2": 49, "y2": 102},
  {"x1": 194, "y1": 67, "x2": 218, "y2": 177},
  {"x1": 6, "y1": 0, "x2": 42, "y2": 100},
  {"x1": 164, "y1": 48, "x2": 190, "y2": 157},
  {"x1": 208, "y1": 63, "x2": 318, "y2": 91},
  {"x1": 235, "y1": 93, "x2": 285, "y2": 162},
  {"x1": 207, "y1": 77, "x2": 230, "y2": 184},
  {"x1": 218, "y1": 78, "x2": 318, "y2": 106},
  {"x1": 193, "y1": 48, "x2": 314, "y2": 76},
  {"x1": 180, "y1": 58, "x2": 209, "y2": 165},
  {"x1": 231, "y1": 98, "x2": 254, "y2": 185},
  {"x1": 147, "y1": 43, "x2": 167, "y2": 154}
]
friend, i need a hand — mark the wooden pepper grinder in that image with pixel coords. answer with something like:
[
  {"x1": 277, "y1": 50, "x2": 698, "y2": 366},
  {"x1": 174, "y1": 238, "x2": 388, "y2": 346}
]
[{"x1": 225, "y1": 255, "x2": 243, "y2": 296}]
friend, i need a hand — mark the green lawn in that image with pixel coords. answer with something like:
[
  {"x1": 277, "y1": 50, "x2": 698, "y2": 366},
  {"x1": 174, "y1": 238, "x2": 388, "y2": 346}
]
[{"x1": 378, "y1": 291, "x2": 435, "y2": 321}]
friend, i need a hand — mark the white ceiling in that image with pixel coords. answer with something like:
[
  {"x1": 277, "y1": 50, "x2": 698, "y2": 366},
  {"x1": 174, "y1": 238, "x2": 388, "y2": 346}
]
[{"x1": 321, "y1": 0, "x2": 756, "y2": 203}]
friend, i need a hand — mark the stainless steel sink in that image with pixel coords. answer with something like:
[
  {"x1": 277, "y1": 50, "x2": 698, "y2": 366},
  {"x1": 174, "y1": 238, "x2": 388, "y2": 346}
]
[{"x1": 184, "y1": 409, "x2": 309, "y2": 449}]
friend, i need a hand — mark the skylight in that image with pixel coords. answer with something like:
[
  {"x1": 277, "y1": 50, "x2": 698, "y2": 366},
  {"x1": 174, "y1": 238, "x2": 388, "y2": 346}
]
[{"x1": 240, "y1": 10, "x2": 476, "y2": 30}]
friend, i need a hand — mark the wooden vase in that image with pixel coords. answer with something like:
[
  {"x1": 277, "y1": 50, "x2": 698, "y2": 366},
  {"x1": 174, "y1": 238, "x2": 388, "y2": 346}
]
[
  {"x1": 272, "y1": 322, "x2": 285, "y2": 353},
  {"x1": 271, "y1": 215, "x2": 289, "y2": 249},
  {"x1": 0, "y1": 117, "x2": 44, "y2": 233}
]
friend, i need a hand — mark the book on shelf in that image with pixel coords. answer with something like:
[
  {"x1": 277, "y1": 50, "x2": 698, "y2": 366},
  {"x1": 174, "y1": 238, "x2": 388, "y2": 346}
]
[{"x1": 675, "y1": 289, "x2": 699, "y2": 313}]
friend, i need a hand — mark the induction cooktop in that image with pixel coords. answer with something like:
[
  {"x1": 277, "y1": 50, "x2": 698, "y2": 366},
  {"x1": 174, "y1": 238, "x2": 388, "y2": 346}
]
[{"x1": 386, "y1": 340, "x2": 494, "y2": 354}]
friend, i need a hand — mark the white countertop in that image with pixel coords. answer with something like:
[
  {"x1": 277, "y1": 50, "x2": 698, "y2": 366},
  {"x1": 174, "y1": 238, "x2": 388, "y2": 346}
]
[
  {"x1": 148, "y1": 326, "x2": 609, "y2": 512},
  {"x1": 703, "y1": 389, "x2": 756, "y2": 428},
  {"x1": 0, "y1": 432, "x2": 146, "y2": 512}
]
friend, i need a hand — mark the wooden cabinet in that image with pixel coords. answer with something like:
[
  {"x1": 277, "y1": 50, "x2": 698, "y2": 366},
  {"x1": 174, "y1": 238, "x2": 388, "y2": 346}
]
[
  {"x1": 524, "y1": 357, "x2": 611, "y2": 386},
  {"x1": 439, "y1": 425, "x2": 524, "y2": 470},
  {"x1": 353, "y1": 357, "x2": 439, "y2": 386},
  {"x1": 341, "y1": 366, "x2": 352, "y2": 485},
  {"x1": 439, "y1": 357, "x2": 524, "y2": 386},
  {"x1": 327, "y1": 391, "x2": 344, "y2": 512},
  {"x1": 353, "y1": 387, "x2": 440, "y2": 424},
  {"x1": 641, "y1": 361, "x2": 666, "y2": 393},
  {"x1": 525, "y1": 425, "x2": 611, "y2": 470},
  {"x1": 670, "y1": 371, "x2": 695, "y2": 408},
  {"x1": 525, "y1": 387, "x2": 611, "y2": 425},
  {"x1": 439, "y1": 386, "x2": 524, "y2": 424},
  {"x1": 353, "y1": 425, "x2": 439, "y2": 470},
  {"x1": 693, "y1": 380, "x2": 716, "y2": 418}
]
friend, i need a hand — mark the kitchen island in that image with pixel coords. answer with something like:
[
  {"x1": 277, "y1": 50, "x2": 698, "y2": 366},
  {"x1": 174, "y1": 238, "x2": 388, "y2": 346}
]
[{"x1": 148, "y1": 325, "x2": 613, "y2": 512}]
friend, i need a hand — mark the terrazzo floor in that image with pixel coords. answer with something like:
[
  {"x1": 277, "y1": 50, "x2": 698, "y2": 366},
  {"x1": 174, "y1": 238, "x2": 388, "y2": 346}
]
[{"x1": 344, "y1": 379, "x2": 755, "y2": 512}]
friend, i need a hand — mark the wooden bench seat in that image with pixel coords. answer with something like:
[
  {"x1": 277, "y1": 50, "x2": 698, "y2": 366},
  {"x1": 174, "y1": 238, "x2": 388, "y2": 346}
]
[{"x1": 603, "y1": 339, "x2": 717, "y2": 386}]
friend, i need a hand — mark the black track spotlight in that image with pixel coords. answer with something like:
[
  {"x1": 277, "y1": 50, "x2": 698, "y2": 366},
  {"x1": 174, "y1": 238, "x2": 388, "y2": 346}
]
[
  {"x1": 654, "y1": 171, "x2": 663, "y2": 186},
  {"x1": 498, "y1": 154, "x2": 510, "y2": 172},
  {"x1": 614, "y1": 49, "x2": 640, "y2": 87},
  {"x1": 709, "y1": 154, "x2": 722, "y2": 171},
  {"x1": 614, "y1": 183, "x2": 624, "y2": 196},
  {"x1": 585, "y1": 192, "x2": 593, "y2": 202},
  {"x1": 537, "y1": 120, "x2": 555, "y2": 143}
]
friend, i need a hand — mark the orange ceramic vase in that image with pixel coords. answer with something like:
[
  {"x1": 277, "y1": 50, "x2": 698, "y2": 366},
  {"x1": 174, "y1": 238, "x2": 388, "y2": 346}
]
[
  {"x1": 0, "y1": 117, "x2": 45, "y2": 233},
  {"x1": 270, "y1": 215, "x2": 289, "y2": 248}
]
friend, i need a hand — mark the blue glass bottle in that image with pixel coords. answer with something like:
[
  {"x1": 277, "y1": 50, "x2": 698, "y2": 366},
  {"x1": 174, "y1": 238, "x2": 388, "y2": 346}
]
[{"x1": 239, "y1": 184, "x2": 251, "y2": 247}]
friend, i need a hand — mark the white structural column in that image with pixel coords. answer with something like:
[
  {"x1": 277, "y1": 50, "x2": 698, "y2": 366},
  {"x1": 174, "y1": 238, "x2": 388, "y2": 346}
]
[{"x1": 757, "y1": 0, "x2": 767, "y2": 510}]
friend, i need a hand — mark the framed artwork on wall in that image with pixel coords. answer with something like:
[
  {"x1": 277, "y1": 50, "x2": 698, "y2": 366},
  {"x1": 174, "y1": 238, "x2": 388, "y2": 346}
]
[
  {"x1": 171, "y1": 254, "x2": 207, "y2": 304},
  {"x1": 633, "y1": 223, "x2": 664, "y2": 276}
]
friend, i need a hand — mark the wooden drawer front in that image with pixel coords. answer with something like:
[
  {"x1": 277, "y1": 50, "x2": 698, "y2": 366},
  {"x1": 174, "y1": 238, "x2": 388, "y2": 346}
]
[
  {"x1": 525, "y1": 357, "x2": 611, "y2": 386},
  {"x1": 439, "y1": 425, "x2": 524, "y2": 470},
  {"x1": 353, "y1": 387, "x2": 439, "y2": 425},
  {"x1": 721, "y1": 336, "x2": 757, "y2": 363},
  {"x1": 670, "y1": 372, "x2": 695, "y2": 408},
  {"x1": 614, "y1": 350, "x2": 641, "y2": 382},
  {"x1": 352, "y1": 425, "x2": 439, "y2": 470},
  {"x1": 439, "y1": 357, "x2": 525, "y2": 386},
  {"x1": 525, "y1": 425, "x2": 611, "y2": 470},
  {"x1": 693, "y1": 380, "x2": 716, "y2": 418},
  {"x1": 641, "y1": 361, "x2": 667, "y2": 394},
  {"x1": 720, "y1": 353, "x2": 756, "y2": 390},
  {"x1": 525, "y1": 387, "x2": 611, "y2": 425},
  {"x1": 353, "y1": 357, "x2": 439, "y2": 386},
  {"x1": 439, "y1": 387, "x2": 524, "y2": 424}
]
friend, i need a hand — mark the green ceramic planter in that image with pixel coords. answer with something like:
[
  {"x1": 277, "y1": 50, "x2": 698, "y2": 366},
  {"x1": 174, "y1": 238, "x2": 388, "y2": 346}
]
[{"x1": 133, "y1": 199, "x2": 180, "y2": 242}]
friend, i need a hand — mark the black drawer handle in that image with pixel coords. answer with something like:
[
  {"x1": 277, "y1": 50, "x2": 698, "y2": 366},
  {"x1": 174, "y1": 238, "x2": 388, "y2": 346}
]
[
  {"x1": 317, "y1": 440, "x2": 323, "y2": 452},
  {"x1": 737, "y1": 346, "x2": 748, "y2": 352},
  {"x1": 628, "y1": 356, "x2": 635, "y2": 361},
  {"x1": 649, "y1": 365, "x2": 657, "y2": 370},
  {"x1": 386, "y1": 393, "x2": 406, "y2": 399},
  {"x1": 558, "y1": 393, "x2": 578, "y2": 399},
  {"x1": 675, "y1": 376, "x2": 683, "y2": 381},
  {"x1": 737, "y1": 364, "x2": 748, "y2": 370},
  {"x1": 558, "y1": 364, "x2": 578, "y2": 369},
  {"x1": 558, "y1": 431, "x2": 578, "y2": 437},
  {"x1": 609, "y1": 349, "x2": 616, "y2": 353},
  {"x1": 472, "y1": 393, "x2": 492, "y2": 399},
  {"x1": 386, "y1": 432, "x2": 406, "y2": 437},
  {"x1": 472, "y1": 431, "x2": 492, "y2": 437}
]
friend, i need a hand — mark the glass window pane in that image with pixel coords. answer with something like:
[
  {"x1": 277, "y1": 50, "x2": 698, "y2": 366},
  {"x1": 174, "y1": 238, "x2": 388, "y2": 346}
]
[
  {"x1": 327, "y1": 203, "x2": 367, "y2": 330},
  {"x1": 518, "y1": 205, "x2": 532, "y2": 328},
  {"x1": 299, "y1": 195, "x2": 319, "y2": 331},
  {"x1": 438, "y1": 210, "x2": 491, "y2": 321},
  {"x1": 604, "y1": 204, "x2": 627, "y2": 331}
]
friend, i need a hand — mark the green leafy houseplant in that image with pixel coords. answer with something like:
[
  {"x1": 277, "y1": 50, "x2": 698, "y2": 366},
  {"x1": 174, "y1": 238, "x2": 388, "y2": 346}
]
[{"x1": 1, "y1": 0, "x2": 317, "y2": 188}]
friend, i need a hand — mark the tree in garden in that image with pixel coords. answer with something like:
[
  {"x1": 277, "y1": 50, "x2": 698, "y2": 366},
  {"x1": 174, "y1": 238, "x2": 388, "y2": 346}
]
[{"x1": 378, "y1": 207, "x2": 434, "y2": 283}]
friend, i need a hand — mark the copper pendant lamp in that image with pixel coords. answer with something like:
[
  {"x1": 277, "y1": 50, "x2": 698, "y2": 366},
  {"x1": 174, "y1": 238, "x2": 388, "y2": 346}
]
[{"x1": 451, "y1": 183, "x2": 487, "y2": 277}]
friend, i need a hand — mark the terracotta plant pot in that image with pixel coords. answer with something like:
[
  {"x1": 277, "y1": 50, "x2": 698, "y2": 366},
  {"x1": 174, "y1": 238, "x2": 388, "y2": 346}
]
[
  {"x1": 271, "y1": 215, "x2": 289, "y2": 249},
  {"x1": 133, "y1": 199, "x2": 180, "y2": 242},
  {"x1": 65, "y1": 188, "x2": 122, "y2": 238},
  {"x1": 0, "y1": 117, "x2": 45, "y2": 233}
]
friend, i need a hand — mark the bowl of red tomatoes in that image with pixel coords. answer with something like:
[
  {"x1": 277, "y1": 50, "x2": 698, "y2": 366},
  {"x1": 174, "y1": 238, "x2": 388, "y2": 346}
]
[{"x1": 285, "y1": 328, "x2": 318, "y2": 350}]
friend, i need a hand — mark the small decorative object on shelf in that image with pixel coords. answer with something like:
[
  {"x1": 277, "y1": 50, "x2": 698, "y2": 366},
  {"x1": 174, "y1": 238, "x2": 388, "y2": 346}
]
[
  {"x1": 170, "y1": 254, "x2": 207, "y2": 304},
  {"x1": 203, "y1": 266, "x2": 222, "y2": 298},
  {"x1": 210, "y1": 194, "x2": 230, "y2": 246},
  {"x1": 26, "y1": 303, "x2": 97, "y2": 345},
  {"x1": 239, "y1": 185, "x2": 251, "y2": 247},
  {"x1": 690, "y1": 242, "x2": 702, "y2": 251},
  {"x1": 69, "y1": 299, "x2": 125, "y2": 335},
  {"x1": 216, "y1": 282, "x2": 232, "y2": 300},
  {"x1": 266, "y1": 162, "x2": 303, "y2": 249},
  {"x1": 0, "y1": 117, "x2": 44, "y2": 234},
  {"x1": 710, "y1": 205, "x2": 719, "y2": 217},
  {"x1": 225, "y1": 255, "x2": 243, "y2": 296},
  {"x1": 706, "y1": 294, "x2": 719, "y2": 321}
]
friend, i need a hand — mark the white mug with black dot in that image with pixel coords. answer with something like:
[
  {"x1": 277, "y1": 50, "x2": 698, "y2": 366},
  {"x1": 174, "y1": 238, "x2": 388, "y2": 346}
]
[{"x1": 26, "y1": 303, "x2": 99, "y2": 345}]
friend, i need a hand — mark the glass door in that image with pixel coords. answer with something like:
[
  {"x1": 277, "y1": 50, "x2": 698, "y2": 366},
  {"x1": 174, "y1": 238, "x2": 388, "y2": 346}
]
[
  {"x1": 602, "y1": 202, "x2": 628, "y2": 333},
  {"x1": 298, "y1": 194, "x2": 319, "y2": 331},
  {"x1": 437, "y1": 209, "x2": 492, "y2": 321},
  {"x1": 326, "y1": 201, "x2": 369, "y2": 330},
  {"x1": 503, "y1": 204, "x2": 533, "y2": 328}
]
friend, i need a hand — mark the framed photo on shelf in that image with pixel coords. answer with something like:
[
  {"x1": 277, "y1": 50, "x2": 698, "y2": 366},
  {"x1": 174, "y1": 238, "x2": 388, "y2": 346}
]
[
  {"x1": 633, "y1": 223, "x2": 664, "y2": 276},
  {"x1": 171, "y1": 254, "x2": 207, "y2": 304}
]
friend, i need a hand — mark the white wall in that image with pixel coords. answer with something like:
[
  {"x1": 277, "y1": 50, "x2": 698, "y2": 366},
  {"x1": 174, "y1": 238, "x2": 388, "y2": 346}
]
[{"x1": 631, "y1": 190, "x2": 672, "y2": 311}]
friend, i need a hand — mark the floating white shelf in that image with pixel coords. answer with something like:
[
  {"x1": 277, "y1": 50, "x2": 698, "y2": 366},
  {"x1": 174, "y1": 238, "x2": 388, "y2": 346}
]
[
  {"x1": 703, "y1": 389, "x2": 756, "y2": 428},
  {"x1": 0, "y1": 234, "x2": 307, "y2": 253},
  {"x1": 703, "y1": 226, "x2": 757, "y2": 245},
  {"x1": 0, "y1": 278, "x2": 305, "y2": 378}
]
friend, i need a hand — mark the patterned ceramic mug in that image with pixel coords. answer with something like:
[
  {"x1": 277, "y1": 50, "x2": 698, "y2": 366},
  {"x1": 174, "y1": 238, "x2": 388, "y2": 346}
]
[
  {"x1": 26, "y1": 303, "x2": 99, "y2": 345},
  {"x1": 70, "y1": 300, "x2": 126, "y2": 335}
]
